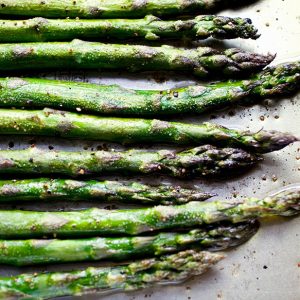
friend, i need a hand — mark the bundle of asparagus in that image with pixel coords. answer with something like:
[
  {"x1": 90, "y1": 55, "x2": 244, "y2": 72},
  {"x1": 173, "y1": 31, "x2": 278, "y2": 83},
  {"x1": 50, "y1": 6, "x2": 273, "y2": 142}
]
[
  {"x1": 0, "y1": 186, "x2": 297, "y2": 298},
  {"x1": 0, "y1": 1, "x2": 298, "y2": 299},
  {"x1": 0, "y1": 187, "x2": 297, "y2": 264},
  {"x1": 0, "y1": 222, "x2": 258, "y2": 266}
]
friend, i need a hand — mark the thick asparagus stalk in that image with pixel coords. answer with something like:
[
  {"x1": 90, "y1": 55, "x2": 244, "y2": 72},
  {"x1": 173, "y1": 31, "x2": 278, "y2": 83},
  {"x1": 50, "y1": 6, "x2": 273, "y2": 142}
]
[
  {"x1": 0, "y1": 188, "x2": 297, "y2": 238},
  {"x1": 0, "y1": 15, "x2": 259, "y2": 43},
  {"x1": 0, "y1": 61, "x2": 298, "y2": 116},
  {"x1": 0, "y1": 40, "x2": 273, "y2": 77},
  {"x1": 0, "y1": 146, "x2": 260, "y2": 178},
  {"x1": 0, "y1": 250, "x2": 223, "y2": 299},
  {"x1": 0, "y1": 178, "x2": 212, "y2": 205},
  {"x1": 0, "y1": 0, "x2": 257, "y2": 18},
  {"x1": 0, "y1": 108, "x2": 296, "y2": 153},
  {"x1": 0, "y1": 222, "x2": 257, "y2": 266}
]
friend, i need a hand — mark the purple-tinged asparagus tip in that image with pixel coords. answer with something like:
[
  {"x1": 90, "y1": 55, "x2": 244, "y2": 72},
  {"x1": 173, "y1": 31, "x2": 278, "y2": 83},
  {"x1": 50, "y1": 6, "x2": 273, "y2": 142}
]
[{"x1": 252, "y1": 130, "x2": 298, "y2": 153}]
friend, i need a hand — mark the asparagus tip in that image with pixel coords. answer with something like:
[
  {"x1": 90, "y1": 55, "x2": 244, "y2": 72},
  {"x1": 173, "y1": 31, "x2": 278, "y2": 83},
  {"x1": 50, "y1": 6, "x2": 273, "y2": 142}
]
[
  {"x1": 251, "y1": 130, "x2": 298, "y2": 153},
  {"x1": 225, "y1": 49, "x2": 275, "y2": 72},
  {"x1": 205, "y1": 220, "x2": 260, "y2": 251},
  {"x1": 181, "y1": 145, "x2": 261, "y2": 177},
  {"x1": 238, "y1": 17, "x2": 260, "y2": 40},
  {"x1": 266, "y1": 188, "x2": 300, "y2": 216},
  {"x1": 249, "y1": 61, "x2": 300, "y2": 97},
  {"x1": 128, "y1": 249, "x2": 224, "y2": 280},
  {"x1": 164, "y1": 250, "x2": 225, "y2": 276}
]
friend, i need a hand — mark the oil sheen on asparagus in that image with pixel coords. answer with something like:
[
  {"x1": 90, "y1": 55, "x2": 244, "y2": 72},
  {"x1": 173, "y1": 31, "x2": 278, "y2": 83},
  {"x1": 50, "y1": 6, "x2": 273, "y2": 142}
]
[
  {"x1": 0, "y1": 222, "x2": 258, "y2": 266},
  {"x1": 0, "y1": 40, "x2": 273, "y2": 77},
  {"x1": 0, "y1": 250, "x2": 223, "y2": 299},
  {"x1": 0, "y1": 62, "x2": 298, "y2": 116},
  {"x1": 0, "y1": 15, "x2": 259, "y2": 42},
  {"x1": 0, "y1": 109, "x2": 296, "y2": 153},
  {"x1": 0, "y1": 188, "x2": 297, "y2": 238}
]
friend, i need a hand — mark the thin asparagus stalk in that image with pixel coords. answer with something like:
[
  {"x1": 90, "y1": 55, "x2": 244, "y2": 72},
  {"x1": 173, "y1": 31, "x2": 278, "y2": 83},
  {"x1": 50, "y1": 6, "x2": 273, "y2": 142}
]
[
  {"x1": 0, "y1": 108, "x2": 296, "y2": 153},
  {"x1": 0, "y1": 40, "x2": 273, "y2": 77},
  {"x1": 0, "y1": 188, "x2": 297, "y2": 238},
  {"x1": 0, "y1": 15, "x2": 259, "y2": 43},
  {"x1": 0, "y1": 0, "x2": 258, "y2": 18},
  {"x1": 0, "y1": 250, "x2": 224, "y2": 299},
  {"x1": 0, "y1": 178, "x2": 212, "y2": 205},
  {"x1": 0, "y1": 146, "x2": 260, "y2": 178},
  {"x1": 0, "y1": 61, "x2": 298, "y2": 116},
  {"x1": 0, "y1": 222, "x2": 257, "y2": 266}
]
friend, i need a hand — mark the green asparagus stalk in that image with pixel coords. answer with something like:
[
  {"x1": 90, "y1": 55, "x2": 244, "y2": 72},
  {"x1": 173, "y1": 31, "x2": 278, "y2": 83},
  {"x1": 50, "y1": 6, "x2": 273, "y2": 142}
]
[
  {"x1": 0, "y1": 15, "x2": 259, "y2": 43},
  {"x1": 0, "y1": 250, "x2": 223, "y2": 299},
  {"x1": 0, "y1": 146, "x2": 260, "y2": 178},
  {"x1": 0, "y1": 0, "x2": 257, "y2": 18},
  {"x1": 0, "y1": 178, "x2": 212, "y2": 205},
  {"x1": 0, "y1": 108, "x2": 296, "y2": 153},
  {"x1": 0, "y1": 61, "x2": 298, "y2": 116},
  {"x1": 0, "y1": 222, "x2": 257, "y2": 266},
  {"x1": 0, "y1": 40, "x2": 273, "y2": 77},
  {"x1": 0, "y1": 188, "x2": 297, "y2": 238}
]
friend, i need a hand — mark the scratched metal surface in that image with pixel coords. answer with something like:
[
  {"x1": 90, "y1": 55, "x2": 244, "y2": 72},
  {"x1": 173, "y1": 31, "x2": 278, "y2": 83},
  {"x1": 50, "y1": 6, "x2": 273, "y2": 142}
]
[{"x1": 0, "y1": 0, "x2": 299, "y2": 299}]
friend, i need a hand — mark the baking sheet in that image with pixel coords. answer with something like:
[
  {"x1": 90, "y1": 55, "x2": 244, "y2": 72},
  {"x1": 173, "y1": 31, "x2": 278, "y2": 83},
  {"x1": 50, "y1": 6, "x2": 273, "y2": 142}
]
[{"x1": 0, "y1": 0, "x2": 299, "y2": 299}]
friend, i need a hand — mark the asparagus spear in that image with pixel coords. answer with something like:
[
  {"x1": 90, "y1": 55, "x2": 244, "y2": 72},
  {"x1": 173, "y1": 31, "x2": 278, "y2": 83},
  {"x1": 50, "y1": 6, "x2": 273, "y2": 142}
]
[
  {"x1": 0, "y1": 250, "x2": 223, "y2": 299},
  {"x1": 0, "y1": 15, "x2": 259, "y2": 43},
  {"x1": 0, "y1": 108, "x2": 296, "y2": 153},
  {"x1": 0, "y1": 188, "x2": 297, "y2": 238},
  {"x1": 0, "y1": 178, "x2": 212, "y2": 205},
  {"x1": 0, "y1": 61, "x2": 298, "y2": 116},
  {"x1": 0, "y1": 222, "x2": 257, "y2": 266},
  {"x1": 0, "y1": 0, "x2": 257, "y2": 18},
  {"x1": 0, "y1": 146, "x2": 260, "y2": 178},
  {"x1": 0, "y1": 40, "x2": 273, "y2": 77}
]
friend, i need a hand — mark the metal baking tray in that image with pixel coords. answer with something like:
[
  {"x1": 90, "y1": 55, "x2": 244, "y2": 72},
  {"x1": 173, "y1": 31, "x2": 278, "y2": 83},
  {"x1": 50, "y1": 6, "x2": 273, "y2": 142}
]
[{"x1": 0, "y1": 0, "x2": 299, "y2": 299}]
